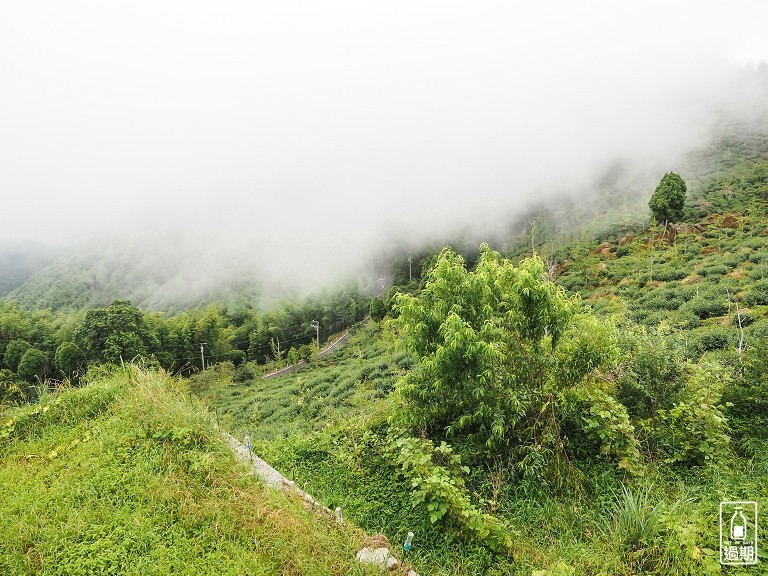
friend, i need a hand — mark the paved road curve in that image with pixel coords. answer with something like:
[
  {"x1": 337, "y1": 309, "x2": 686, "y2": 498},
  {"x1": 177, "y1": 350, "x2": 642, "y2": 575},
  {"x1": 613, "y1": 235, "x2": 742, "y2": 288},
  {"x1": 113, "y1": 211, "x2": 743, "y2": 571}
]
[{"x1": 262, "y1": 331, "x2": 350, "y2": 379}]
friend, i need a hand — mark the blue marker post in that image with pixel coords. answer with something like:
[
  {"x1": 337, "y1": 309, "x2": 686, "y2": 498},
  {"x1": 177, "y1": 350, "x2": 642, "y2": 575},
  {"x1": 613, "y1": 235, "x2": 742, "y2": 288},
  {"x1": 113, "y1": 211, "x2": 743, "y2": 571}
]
[
  {"x1": 244, "y1": 434, "x2": 252, "y2": 461},
  {"x1": 403, "y1": 531, "x2": 414, "y2": 560}
]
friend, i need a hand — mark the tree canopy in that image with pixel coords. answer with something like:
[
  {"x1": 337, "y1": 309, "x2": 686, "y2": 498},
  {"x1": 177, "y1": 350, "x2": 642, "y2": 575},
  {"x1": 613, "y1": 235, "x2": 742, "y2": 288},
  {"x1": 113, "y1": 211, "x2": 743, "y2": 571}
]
[
  {"x1": 73, "y1": 300, "x2": 159, "y2": 365},
  {"x1": 394, "y1": 245, "x2": 639, "y2": 484},
  {"x1": 54, "y1": 341, "x2": 86, "y2": 380},
  {"x1": 16, "y1": 348, "x2": 48, "y2": 383},
  {"x1": 649, "y1": 171, "x2": 687, "y2": 224}
]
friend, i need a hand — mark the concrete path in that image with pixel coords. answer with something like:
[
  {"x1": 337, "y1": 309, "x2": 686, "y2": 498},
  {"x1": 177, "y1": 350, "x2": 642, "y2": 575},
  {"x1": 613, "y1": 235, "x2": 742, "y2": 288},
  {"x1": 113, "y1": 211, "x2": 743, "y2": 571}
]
[
  {"x1": 224, "y1": 431, "x2": 329, "y2": 512},
  {"x1": 224, "y1": 431, "x2": 419, "y2": 575}
]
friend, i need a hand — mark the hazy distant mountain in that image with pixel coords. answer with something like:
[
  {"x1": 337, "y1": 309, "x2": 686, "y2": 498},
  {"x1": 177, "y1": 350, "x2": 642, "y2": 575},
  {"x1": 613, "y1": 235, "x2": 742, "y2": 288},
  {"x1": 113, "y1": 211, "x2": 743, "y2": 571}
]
[
  {"x1": 8, "y1": 117, "x2": 768, "y2": 313},
  {"x1": 6, "y1": 236, "x2": 263, "y2": 312},
  {"x1": 0, "y1": 242, "x2": 59, "y2": 296}
]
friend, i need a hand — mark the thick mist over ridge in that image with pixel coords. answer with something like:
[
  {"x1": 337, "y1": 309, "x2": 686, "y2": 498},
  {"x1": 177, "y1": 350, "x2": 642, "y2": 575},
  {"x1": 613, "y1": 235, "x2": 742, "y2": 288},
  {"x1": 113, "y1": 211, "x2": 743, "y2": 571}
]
[{"x1": 2, "y1": 1, "x2": 768, "y2": 297}]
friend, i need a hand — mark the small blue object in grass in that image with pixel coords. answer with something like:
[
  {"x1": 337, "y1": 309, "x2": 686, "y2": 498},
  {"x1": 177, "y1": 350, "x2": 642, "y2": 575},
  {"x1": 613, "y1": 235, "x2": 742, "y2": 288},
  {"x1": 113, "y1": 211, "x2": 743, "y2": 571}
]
[
  {"x1": 244, "y1": 435, "x2": 251, "y2": 452},
  {"x1": 404, "y1": 532, "x2": 414, "y2": 551}
]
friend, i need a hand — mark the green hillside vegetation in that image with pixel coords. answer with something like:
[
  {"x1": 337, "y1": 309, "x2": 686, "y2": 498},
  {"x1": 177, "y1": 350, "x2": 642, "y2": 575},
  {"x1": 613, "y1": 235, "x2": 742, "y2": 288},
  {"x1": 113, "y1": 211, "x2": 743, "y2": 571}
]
[
  {"x1": 5, "y1": 238, "x2": 266, "y2": 313},
  {"x1": 0, "y1": 287, "x2": 369, "y2": 404},
  {"x1": 3, "y1": 127, "x2": 768, "y2": 574},
  {"x1": 554, "y1": 157, "x2": 768, "y2": 364},
  {"x1": 195, "y1": 325, "x2": 466, "y2": 573},
  {"x1": 0, "y1": 366, "x2": 379, "y2": 575},
  {"x1": 196, "y1": 318, "x2": 768, "y2": 574},
  {"x1": 193, "y1": 152, "x2": 768, "y2": 574},
  {"x1": 0, "y1": 242, "x2": 59, "y2": 296}
]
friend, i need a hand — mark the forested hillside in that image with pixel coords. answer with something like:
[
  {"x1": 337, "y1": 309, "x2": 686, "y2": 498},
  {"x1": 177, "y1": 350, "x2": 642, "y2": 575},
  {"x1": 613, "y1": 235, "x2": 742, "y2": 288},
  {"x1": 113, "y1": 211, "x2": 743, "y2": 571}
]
[
  {"x1": 2, "y1": 128, "x2": 768, "y2": 575},
  {"x1": 0, "y1": 242, "x2": 58, "y2": 296},
  {"x1": 6, "y1": 237, "x2": 266, "y2": 313},
  {"x1": 0, "y1": 287, "x2": 369, "y2": 405},
  {"x1": 191, "y1": 139, "x2": 768, "y2": 574}
]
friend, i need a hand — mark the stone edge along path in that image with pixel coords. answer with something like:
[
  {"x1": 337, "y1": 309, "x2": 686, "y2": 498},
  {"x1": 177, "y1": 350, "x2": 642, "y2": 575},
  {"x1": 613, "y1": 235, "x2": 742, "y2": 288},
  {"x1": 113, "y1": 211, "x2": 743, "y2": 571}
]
[{"x1": 225, "y1": 432, "x2": 419, "y2": 575}]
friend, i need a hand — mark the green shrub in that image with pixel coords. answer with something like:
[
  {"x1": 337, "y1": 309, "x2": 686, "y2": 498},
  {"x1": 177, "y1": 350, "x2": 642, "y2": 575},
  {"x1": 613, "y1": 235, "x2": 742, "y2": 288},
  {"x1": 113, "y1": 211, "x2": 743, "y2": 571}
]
[
  {"x1": 748, "y1": 250, "x2": 768, "y2": 264},
  {"x1": 687, "y1": 326, "x2": 735, "y2": 356},
  {"x1": 559, "y1": 386, "x2": 642, "y2": 475},
  {"x1": 671, "y1": 309, "x2": 700, "y2": 330},
  {"x1": 682, "y1": 293, "x2": 728, "y2": 320},
  {"x1": 0, "y1": 375, "x2": 31, "y2": 406},
  {"x1": 748, "y1": 264, "x2": 768, "y2": 280},
  {"x1": 635, "y1": 310, "x2": 670, "y2": 326},
  {"x1": 639, "y1": 286, "x2": 687, "y2": 311},
  {"x1": 732, "y1": 312, "x2": 755, "y2": 327},
  {"x1": 651, "y1": 265, "x2": 687, "y2": 282},
  {"x1": 741, "y1": 237, "x2": 767, "y2": 250},
  {"x1": 723, "y1": 339, "x2": 768, "y2": 441},
  {"x1": 743, "y1": 279, "x2": 768, "y2": 306},
  {"x1": 233, "y1": 361, "x2": 257, "y2": 383},
  {"x1": 615, "y1": 326, "x2": 685, "y2": 419},
  {"x1": 228, "y1": 349, "x2": 246, "y2": 366},
  {"x1": 393, "y1": 351, "x2": 414, "y2": 370},
  {"x1": 647, "y1": 360, "x2": 731, "y2": 466},
  {"x1": 615, "y1": 245, "x2": 632, "y2": 258},
  {"x1": 699, "y1": 263, "x2": 729, "y2": 277},
  {"x1": 369, "y1": 298, "x2": 386, "y2": 321},
  {"x1": 723, "y1": 252, "x2": 749, "y2": 267},
  {"x1": 388, "y1": 434, "x2": 516, "y2": 553}
]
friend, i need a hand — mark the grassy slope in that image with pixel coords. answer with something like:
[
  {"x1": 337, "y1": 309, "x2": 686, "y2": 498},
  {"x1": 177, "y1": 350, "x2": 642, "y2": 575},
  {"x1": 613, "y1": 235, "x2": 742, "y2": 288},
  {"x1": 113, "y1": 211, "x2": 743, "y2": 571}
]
[
  {"x1": 0, "y1": 367, "x2": 378, "y2": 576},
  {"x1": 195, "y1": 152, "x2": 768, "y2": 574},
  {"x1": 196, "y1": 325, "x2": 499, "y2": 575},
  {"x1": 200, "y1": 323, "x2": 768, "y2": 575},
  {"x1": 198, "y1": 324, "x2": 408, "y2": 442},
  {"x1": 555, "y1": 153, "x2": 768, "y2": 349}
]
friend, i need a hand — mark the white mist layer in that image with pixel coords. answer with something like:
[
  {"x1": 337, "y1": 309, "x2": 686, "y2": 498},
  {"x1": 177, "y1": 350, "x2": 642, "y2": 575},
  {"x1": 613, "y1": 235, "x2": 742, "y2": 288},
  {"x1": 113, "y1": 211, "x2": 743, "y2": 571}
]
[{"x1": 1, "y1": 1, "x2": 768, "y2": 293}]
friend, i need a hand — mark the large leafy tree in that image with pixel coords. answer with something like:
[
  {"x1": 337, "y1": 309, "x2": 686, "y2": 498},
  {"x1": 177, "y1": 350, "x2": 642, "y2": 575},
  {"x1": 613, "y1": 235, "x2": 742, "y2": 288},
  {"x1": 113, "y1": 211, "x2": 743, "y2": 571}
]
[
  {"x1": 649, "y1": 171, "x2": 687, "y2": 224},
  {"x1": 54, "y1": 341, "x2": 87, "y2": 380},
  {"x1": 394, "y1": 245, "x2": 639, "y2": 483},
  {"x1": 4, "y1": 339, "x2": 32, "y2": 372},
  {"x1": 74, "y1": 300, "x2": 159, "y2": 365},
  {"x1": 17, "y1": 348, "x2": 48, "y2": 383}
]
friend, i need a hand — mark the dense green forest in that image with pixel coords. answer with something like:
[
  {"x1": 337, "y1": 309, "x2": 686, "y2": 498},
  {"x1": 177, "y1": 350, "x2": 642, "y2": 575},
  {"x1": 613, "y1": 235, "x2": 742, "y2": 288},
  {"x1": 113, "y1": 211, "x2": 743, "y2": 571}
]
[
  {"x1": 0, "y1": 242, "x2": 58, "y2": 295},
  {"x1": 2, "y1": 128, "x2": 768, "y2": 574},
  {"x1": 0, "y1": 286, "x2": 370, "y2": 404}
]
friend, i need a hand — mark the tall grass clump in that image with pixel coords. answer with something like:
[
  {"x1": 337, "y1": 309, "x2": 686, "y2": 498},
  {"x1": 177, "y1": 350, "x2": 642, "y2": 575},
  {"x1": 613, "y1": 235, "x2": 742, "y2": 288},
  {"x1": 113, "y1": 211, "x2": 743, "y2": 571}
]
[
  {"x1": 0, "y1": 366, "x2": 376, "y2": 576},
  {"x1": 606, "y1": 485, "x2": 666, "y2": 571}
]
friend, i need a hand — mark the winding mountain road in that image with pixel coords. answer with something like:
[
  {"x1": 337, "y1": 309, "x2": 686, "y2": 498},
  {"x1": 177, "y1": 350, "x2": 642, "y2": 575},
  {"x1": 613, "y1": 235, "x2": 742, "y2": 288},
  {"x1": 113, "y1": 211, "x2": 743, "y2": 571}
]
[{"x1": 262, "y1": 330, "x2": 350, "y2": 379}]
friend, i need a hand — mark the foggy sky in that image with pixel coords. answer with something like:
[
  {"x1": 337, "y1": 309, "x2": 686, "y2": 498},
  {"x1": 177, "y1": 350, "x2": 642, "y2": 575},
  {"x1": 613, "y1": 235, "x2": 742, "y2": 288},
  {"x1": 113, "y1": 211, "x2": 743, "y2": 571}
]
[{"x1": 2, "y1": 1, "x2": 768, "y2": 288}]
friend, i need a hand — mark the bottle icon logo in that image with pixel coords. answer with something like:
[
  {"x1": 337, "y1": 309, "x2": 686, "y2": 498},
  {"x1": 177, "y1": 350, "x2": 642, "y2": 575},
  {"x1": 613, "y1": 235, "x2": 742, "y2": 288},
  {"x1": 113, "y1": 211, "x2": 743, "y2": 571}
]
[
  {"x1": 720, "y1": 501, "x2": 758, "y2": 566},
  {"x1": 731, "y1": 506, "x2": 747, "y2": 540}
]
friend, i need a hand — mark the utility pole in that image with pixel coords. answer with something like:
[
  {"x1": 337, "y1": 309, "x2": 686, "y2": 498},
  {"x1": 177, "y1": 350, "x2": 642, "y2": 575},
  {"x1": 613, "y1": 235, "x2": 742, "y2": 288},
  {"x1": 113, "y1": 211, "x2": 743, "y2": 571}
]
[
  {"x1": 310, "y1": 320, "x2": 320, "y2": 350},
  {"x1": 408, "y1": 256, "x2": 412, "y2": 282},
  {"x1": 200, "y1": 343, "x2": 206, "y2": 371},
  {"x1": 249, "y1": 329, "x2": 257, "y2": 361}
]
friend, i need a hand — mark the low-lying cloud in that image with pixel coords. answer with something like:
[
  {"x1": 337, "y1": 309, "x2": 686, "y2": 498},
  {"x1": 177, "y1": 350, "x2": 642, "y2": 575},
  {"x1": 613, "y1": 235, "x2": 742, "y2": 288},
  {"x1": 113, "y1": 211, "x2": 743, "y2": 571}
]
[{"x1": 2, "y1": 1, "x2": 768, "y2": 293}]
